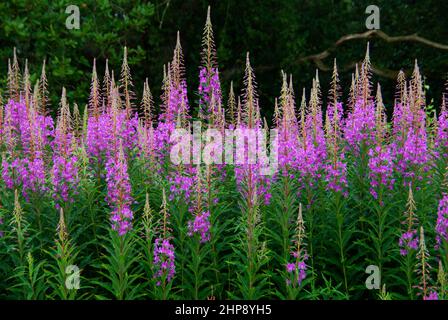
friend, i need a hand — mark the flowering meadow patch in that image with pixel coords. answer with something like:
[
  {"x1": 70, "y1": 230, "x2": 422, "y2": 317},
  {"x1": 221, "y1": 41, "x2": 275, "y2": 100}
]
[{"x1": 0, "y1": 7, "x2": 448, "y2": 300}]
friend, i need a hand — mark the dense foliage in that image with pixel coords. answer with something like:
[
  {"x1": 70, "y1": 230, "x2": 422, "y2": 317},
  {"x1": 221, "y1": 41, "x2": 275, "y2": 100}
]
[
  {"x1": 1, "y1": 0, "x2": 447, "y2": 120},
  {"x1": 0, "y1": 5, "x2": 448, "y2": 300}
]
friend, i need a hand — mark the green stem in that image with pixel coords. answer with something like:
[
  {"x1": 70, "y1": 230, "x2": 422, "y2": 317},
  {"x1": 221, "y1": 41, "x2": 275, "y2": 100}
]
[
  {"x1": 194, "y1": 237, "x2": 200, "y2": 300},
  {"x1": 306, "y1": 186, "x2": 315, "y2": 291},
  {"x1": 335, "y1": 193, "x2": 349, "y2": 297},
  {"x1": 405, "y1": 253, "x2": 414, "y2": 299}
]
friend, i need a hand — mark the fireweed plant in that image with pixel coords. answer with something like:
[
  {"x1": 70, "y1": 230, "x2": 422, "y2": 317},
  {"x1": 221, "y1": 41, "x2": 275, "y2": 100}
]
[{"x1": 0, "y1": 7, "x2": 448, "y2": 300}]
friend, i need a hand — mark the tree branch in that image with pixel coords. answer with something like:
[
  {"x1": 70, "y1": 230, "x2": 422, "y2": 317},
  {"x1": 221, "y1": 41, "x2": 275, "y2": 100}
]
[
  {"x1": 159, "y1": 0, "x2": 171, "y2": 29},
  {"x1": 298, "y1": 30, "x2": 448, "y2": 79}
]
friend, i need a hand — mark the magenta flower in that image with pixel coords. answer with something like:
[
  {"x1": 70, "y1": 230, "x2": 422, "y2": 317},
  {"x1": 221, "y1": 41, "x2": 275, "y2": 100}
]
[
  {"x1": 233, "y1": 125, "x2": 273, "y2": 205},
  {"x1": 1, "y1": 156, "x2": 13, "y2": 189},
  {"x1": 286, "y1": 263, "x2": 295, "y2": 273},
  {"x1": 51, "y1": 120, "x2": 79, "y2": 208},
  {"x1": 154, "y1": 121, "x2": 176, "y2": 166},
  {"x1": 368, "y1": 144, "x2": 395, "y2": 200},
  {"x1": 344, "y1": 99, "x2": 376, "y2": 151},
  {"x1": 392, "y1": 102, "x2": 428, "y2": 185},
  {"x1": 423, "y1": 291, "x2": 439, "y2": 300},
  {"x1": 1, "y1": 100, "x2": 54, "y2": 199},
  {"x1": 188, "y1": 210, "x2": 211, "y2": 243},
  {"x1": 105, "y1": 145, "x2": 134, "y2": 235},
  {"x1": 435, "y1": 194, "x2": 448, "y2": 248},
  {"x1": 198, "y1": 66, "x2": 222, "y2": 119},
  {"x1": 86, "y1": 113, "x2": 113, "y2": 162},
  {"x1": 52, "y1": 155, "x2": 78, "y2": 208},
  {"x1": 399, "y1": 230, "x2": 419, "y2": 256},
  {"x1": 325, "y1": 155, "x2": 348, "y2": 195},
  {"x1": 136, "y1": 122, "x2": 157, "y2": 163},
  {"x1": 153, "y1": 238, "x2": 176, "y2": 285},
  {"x1": 286, "y1": 257, "x2": 308, "y2": 286},
  {"x1": 8, "y1": 154, "x2": 48, "y2": 199},
  {"x1": 435, "y1": 106, "x2": 448, "y2": 157},
  {"x1": 294, "y1": 107, "x2": 327, "y2": 190},
  {"x1": 168, "y1": 165, "x2": 197, "y2": 202},
  {"x1": 159, "y1": 79, "x2": 189, "y2": 125},
  {"x1": 86, "y1": 110, "x2": 138, "y2": 167}
]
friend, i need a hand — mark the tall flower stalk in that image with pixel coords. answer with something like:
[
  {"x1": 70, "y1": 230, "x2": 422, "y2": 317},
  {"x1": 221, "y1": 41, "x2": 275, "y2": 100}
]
[
  {"x1": 152, "y1": 189, "x2": 175, "y2": 299},
  {"x1": 399, "y1": 185, "x2": 419, "y2": 298},
  {"x1": 52, "y1": 88, "x2": 79, "y2": 211},
  {"x1": 415, "y1": 226, "x2": 437, "y2": 299},
  {"x1": 285, "y1": 204, "x2": 308, "y2": 299},
  {"x1": 105, "y1": 142, "x2": 133, "y2": 235},
  {"x1": 46, "y1": 208, "x2": 81, "y2": 299}
]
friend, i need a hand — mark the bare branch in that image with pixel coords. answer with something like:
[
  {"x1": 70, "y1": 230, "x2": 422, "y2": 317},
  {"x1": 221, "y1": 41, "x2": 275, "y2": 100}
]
[{"x1": 299, "y1": 30, "x2": 448, "y2": 79}]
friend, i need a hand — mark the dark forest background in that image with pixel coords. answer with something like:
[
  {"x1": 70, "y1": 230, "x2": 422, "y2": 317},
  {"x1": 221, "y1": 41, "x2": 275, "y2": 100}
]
[{"x1": 0, "y1": 0, "x2": 447, "y2": 120}]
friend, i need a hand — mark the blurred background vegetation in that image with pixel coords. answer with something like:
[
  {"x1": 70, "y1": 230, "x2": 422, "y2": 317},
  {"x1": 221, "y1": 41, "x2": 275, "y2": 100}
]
[{"x1": 0, "y1": 0, "x2": 447, "y2": 120}]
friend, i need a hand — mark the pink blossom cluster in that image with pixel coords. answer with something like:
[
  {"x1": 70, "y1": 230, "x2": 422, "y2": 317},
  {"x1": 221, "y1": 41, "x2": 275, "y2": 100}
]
[
  {"x1": 187, "y1": 210, "x2": 211, "y2": 243},
  {"x1": 344, "y1": 99, "x2": 376, "y2": 151},
  {"x1": 198, "y1": 66, "x2": 222, "y2": 117},
  {"x1": 398, "y1": 230, "x2": 419, "y2": 256},
  {"x1": 435, "y1": 193, "x2": 448, "y2": 248},
  {"x1": 105, "y1": 147, "x2": 134, "y2": 235},
  {"x1": 286, "y1": 251, "x2": 308, "y2": 287},
  {"x1": 367, "y1": 145, "x2": 395, "y2": 200},
  {"x1": 1, "y1": 100, "x2": 54, "y2": 199},
  {"x1": 153, "y1": 238, "x2": 176, "y2": 286}
]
